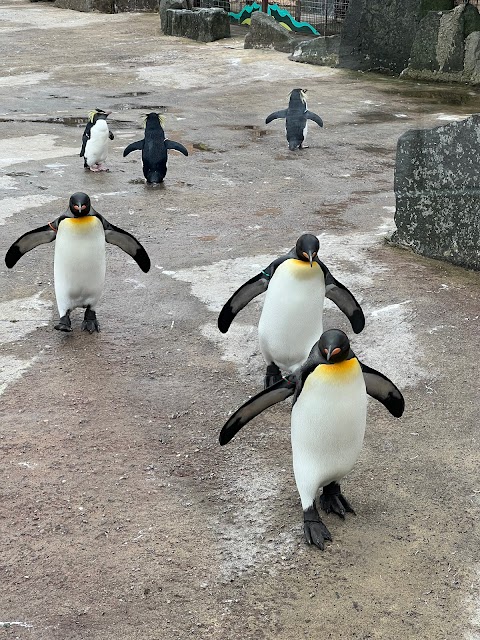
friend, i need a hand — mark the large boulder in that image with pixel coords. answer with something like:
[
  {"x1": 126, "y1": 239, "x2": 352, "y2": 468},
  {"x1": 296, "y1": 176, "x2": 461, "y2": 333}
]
[
  {"x1": 160, "y1": 0, "x2": 188, "y2": 32},
  {"x1": 165, "y1": 8, "x2": 230, "y2": 42},
  {"x1": 392, "y1": 115, "x2": 480, "y2": 271},
  {"x1": 244, "y1": 11, "x2": 299, "y2": 53},
  {"x1": 54, "y1": 0, "x2": 113, "y2": 10},
  {"x1": 464, "y1": 31, "x2": 480, "y2": 83},
  {"x1": 290, "y1": 35, "x2": 340, "y2": 65}
]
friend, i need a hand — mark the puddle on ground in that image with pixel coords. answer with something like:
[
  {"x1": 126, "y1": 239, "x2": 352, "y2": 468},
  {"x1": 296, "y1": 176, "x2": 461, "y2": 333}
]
[
  {"x1": 0, "y1": 115, "x2": 132, "y2": 128},
  {"x1": 175, "y1": 181, "x2": 194, "y2": 187},
  {"x1": 379, "y1": 84, "x2": 480, "y2": 107},
  {"x1": 110, "y1": 104, "x2": 169, "y2": 112},
  {"x1": 107, "y1": 91, "x2": 150, "y2": 98},
  {"x1": 352, "y1": 111, "x2": 403, "y2": 124},
  {"x1": 128, "y1": 178, "x2": 146, "y2": 185}
]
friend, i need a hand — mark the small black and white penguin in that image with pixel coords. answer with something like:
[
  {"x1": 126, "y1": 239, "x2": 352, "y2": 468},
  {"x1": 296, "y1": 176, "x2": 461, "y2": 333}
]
[
  {"x1": 80, "y1": 109, "x2": 115, "y2": 172},
  {"x1": 219, "y1": 329, "x2": 405, "y2": 551},
  {"x1": 5, "y1": 192, "x2": 150, "y2": 333},
  {"x1": 218, "y1": 233, "x2": 364, "y2": 388},
  {"x1": 265, "y1": 89, "x2": 323, "y2": 151},
  {"x1": 123, "y1": 112, "x2": 188, "y2": 184}
]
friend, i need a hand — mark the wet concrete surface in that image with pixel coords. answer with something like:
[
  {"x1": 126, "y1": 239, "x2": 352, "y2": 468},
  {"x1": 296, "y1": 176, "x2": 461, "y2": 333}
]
[{"x1": 0, "y1": 1, "x2": 480, "y2": 639}]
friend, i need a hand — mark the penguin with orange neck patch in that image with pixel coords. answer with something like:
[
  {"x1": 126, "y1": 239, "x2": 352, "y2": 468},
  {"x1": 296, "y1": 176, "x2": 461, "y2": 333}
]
[
  {"x1": 218, "y1": 234, "x2": 365, "y2": 387},
  {"x1": 219, "y1": 329, "x2": 405, "y2": 550},
  {"x1": 5, "y1": 192, "x2": 150, "y2": 333}
]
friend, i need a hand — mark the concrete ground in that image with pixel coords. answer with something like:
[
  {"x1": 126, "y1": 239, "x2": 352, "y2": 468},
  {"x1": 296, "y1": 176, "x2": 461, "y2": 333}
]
[{"x1": 1, "y1": 1, "x2": 480, "y2": 638}]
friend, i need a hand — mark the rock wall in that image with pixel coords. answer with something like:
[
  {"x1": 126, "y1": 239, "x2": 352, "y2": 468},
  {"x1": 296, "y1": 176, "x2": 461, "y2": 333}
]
[
  {"x1": 402, "y1": 3, "x2": 480, "y2": 82},
  {"x1": 392, "y1": 115, "x2": 480, "y2": 271},
  {"x1": 338, "y1": 0, "x2": 453, "y2": 73}
]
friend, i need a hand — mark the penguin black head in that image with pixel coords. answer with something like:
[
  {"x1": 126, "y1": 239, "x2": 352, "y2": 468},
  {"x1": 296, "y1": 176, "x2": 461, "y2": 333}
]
[
  {"x1": 144, "y1": 112, "x2": 165, "y2": 129},
  {"x1": 89, "y1": 109, "x2": 111, "y2": 124},
  {"x1": 69, "y1": 192, "x2": 91, "y2": 217},
  {"x1": 289, "y1": 88, "x2": 307, "y2": 104},
  {"x1": 318, "y1": 329, "x2": 351, "y2": 363},
  {"x1": 295, "y1": 233, "x2": 320, "y2": 267}
]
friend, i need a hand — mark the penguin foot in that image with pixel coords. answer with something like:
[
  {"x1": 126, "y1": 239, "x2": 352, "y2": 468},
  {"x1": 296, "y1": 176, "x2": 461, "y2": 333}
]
[
  {"x1": 54, "y1": 314, "x2": 72, "y2": 332},
  {"x1": 264, "y1": 363, "x2": 282, "y2": 389},
  {"x1": 303, "y1": 504, "x2": 332, "y2": 550},
  {"x1": 81, "y1": 308, "x2": 100, "y2": 333},
  {"x1": 319, "y1": 482, "x2": 356, "y2": 519}
]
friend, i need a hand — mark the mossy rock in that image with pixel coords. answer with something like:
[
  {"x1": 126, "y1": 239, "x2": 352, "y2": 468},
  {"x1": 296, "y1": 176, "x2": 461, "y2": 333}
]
[{"x1": 419, "y1": 0, "x2": 453, "y2": 19}]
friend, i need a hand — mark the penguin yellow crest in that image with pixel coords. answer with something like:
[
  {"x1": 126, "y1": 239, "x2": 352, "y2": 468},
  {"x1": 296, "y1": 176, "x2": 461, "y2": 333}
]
[
  {"x1": 88, "y1": 110, "x2": 98, "y2": 123},
  {"x1": 143, "y1": 113, "x2": 165, "y2": 128}
]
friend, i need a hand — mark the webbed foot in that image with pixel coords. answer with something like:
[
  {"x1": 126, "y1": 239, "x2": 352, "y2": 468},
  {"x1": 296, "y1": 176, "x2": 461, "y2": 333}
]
[
  {"x1": 81, "y1": 308, "x2": 100, "y2": 333},
  {"x1": 303, "y1": 503, "x2": 332, "y2": 550},
  {"x1": 54, "y1": 313, "x2": 72, "y2": 332},
  {"x1": 319, "y1": 482, "x2": 356, "y2": 519},
  {"x1": 264, "y1": 363, "x2": 281, "y2": 389}
]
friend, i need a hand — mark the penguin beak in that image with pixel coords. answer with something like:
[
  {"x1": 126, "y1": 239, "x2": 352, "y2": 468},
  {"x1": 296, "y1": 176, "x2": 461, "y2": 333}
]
[{"x1": 308, "y1": 251, "x2": 313, "y2": 267}]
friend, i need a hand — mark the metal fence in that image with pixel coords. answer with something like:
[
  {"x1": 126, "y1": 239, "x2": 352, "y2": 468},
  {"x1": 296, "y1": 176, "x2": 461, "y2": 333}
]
[{"x1": 193, "y1": 0, "x2": 350, "y2": 35}]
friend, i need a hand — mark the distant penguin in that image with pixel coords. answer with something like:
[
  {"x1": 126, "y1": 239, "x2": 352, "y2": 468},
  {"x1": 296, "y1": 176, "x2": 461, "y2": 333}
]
[
  {"x1": 80, "y1": 109, "x2": 114, "y2": 172},
  {"x1": 5, "y1": 192, "x2": 150, "y2": 333},
  {"x1": 265, "y1": 89, "x2": 323, "y2": 151},
  {"x1": 220, "y1": 329, "x2": 405, "y2": 550},
  {"x1": 218, "y1": 234, "x2": 364, "y2": 388},
  {"x1": 123, "y1": 112, "x2": 188, "y2": 184}
]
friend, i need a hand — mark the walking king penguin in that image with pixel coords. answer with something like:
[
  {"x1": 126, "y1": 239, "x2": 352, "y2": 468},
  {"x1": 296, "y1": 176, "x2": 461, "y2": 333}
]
[
  {"x1": 80, "y1": 109, "x2": 114, "y2": 172},
  {"x1": 218, "y1": 233, "x2": 365, "y2": 388},
  {"x1": 123, "y1": 112, "x2": 188, "y2": 184},
  {"x1": 265, "y1": 89, "x2": 323, "y2": 151},
  {"x1": 5, "y1": 192, "x2": 150, "y2": 333},
  {"x1": 220, "y1": 329, "x2": 405, "y2": 551}
]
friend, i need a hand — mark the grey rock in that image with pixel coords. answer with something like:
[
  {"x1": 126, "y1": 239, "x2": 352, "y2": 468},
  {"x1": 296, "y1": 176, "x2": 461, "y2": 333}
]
[
  {"x1": 338, "y1": 0, "x2": 426, "y2": 73},
  {"x1": 244, "y1": 11, "x2": 299, "y2": 53},
  {"x1": 393, "y1": 115, "x2": 480, "y2": 271},
  {"x1": 160, "y1": 0, "x2": 188, "y2": 33},
  {"x1": 165, "y1": 8, "x2": 230, "y2": 42},
  {"x1": 114, "y1": 0, "x2": 158, "y2": 10},
  {"x1": 402, "y1": 3, "x2": 480, "y2": 82},
  {"x1": 54, "y1": 0, "x2": 113, "y2": 11},
  {"x1": 290, "y1": 35, "x2": 340, "y2": 66},
  {"x1": 464, "y1": 31, "x2": 480, "y2": 82}
]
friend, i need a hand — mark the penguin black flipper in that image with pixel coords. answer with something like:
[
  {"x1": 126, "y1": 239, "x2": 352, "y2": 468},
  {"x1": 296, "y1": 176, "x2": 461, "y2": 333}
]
[
  {"x1": 80, "y1": 122, "x2": 93, "y2": 157},
  {"x1": 5, "y1": 220, "x2": 61, "y2": 268},
  {"x1": 319, "y1": 261, "x2": 365, "y2": 334},
  {"x1": 123, "y1": 140, "x2": 144, "y2": 157},
  {"x1": 97, "y1": 215, "x2": 151, "y2": 273},
  {"x1": 306, "y1": 111, "x2": 324, "y2": 128},
  {"x1": 219, "y1": 376, "x2": 296, "y2": 445},
  {"x1": 265, "y1": 109, "x2": 287, "y2": 124},
  {"x1": 217, "y1": 255, "x2": 289, "y2": 333},
  {"x1": 360, "y1": 362, "x2": 405, "y2": 417},
  {"x1": 165, "y1": 140, "x2": 189, "y2": 156}
]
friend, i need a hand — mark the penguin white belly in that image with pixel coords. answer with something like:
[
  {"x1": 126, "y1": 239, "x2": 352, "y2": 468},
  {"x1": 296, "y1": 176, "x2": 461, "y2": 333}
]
[
  {"x1": 291, "y1": 358, "x2": 367, "y2": 509},
  {"x1": 85, "y1": 121, "x2": 109, "y2": 165},
  {"x1": 54, "y1": 217, "x2": 106, "y2": 316},
  {"x1": 258, "y1": 260, "x2": 325, "y2": 372}
]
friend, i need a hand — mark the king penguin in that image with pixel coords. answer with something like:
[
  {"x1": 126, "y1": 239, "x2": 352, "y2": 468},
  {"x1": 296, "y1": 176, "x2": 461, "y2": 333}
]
[
  {"x1": 80, "y1": 109, "x2": 114, "y2": 172},
  {"x1": 123, "y1": 112, "x2": 188, "y2": 184},
  {"x1": 5, "y1": 192, "x2": 150, "y2": 333},
  {"x1": 265, "y1": 89, "x2": 323, "y2": 151},
  {"x1": 219, "y1": 329, "x2": 405, "y2": 551},
  {"x1": 218, "y1": 233, "x2": 365, "y2": 387}
]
